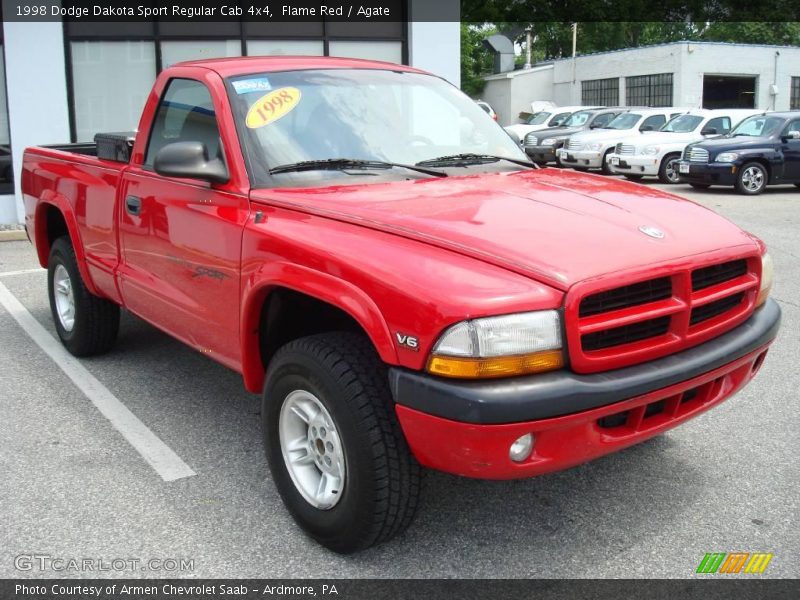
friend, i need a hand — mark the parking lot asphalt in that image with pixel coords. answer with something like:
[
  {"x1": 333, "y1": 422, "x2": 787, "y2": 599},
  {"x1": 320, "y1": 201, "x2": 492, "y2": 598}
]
[{"x1": 0, "y1": 179, "x2": 798, "y2": 579}]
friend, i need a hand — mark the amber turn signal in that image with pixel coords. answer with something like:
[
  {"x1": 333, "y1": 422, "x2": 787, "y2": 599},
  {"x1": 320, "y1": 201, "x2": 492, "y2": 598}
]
[{"x1": 427, "y1": 350, "x2": 564, "y2": 379}]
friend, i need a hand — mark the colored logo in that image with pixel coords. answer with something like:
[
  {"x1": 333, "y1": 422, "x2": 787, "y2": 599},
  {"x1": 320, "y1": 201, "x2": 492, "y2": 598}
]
[{"x1": 696, "y1": 552, "x2": 773, "y2": 574}]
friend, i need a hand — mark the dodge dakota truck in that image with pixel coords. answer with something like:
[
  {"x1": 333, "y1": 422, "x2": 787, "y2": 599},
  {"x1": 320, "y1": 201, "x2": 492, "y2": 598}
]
[{"x1": 22, "y1": 57, "x2": 780, "y2": 554}]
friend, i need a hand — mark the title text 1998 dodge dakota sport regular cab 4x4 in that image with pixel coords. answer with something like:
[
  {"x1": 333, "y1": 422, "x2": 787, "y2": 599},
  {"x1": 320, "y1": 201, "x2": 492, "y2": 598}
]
[{"x1": 23, "y1": 57, "x2": 780, "y2": 553}]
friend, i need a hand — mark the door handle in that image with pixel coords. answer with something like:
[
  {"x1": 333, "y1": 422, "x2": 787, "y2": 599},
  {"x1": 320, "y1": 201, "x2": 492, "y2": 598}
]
[{"x1": 125, "y1": 195, "x2": 142, "y2": 215}]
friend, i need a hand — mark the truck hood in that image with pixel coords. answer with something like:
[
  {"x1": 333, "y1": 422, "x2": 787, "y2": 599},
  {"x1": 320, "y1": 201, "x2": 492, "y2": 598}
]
[{"x1": 251, "y1": 169, "x2": 756, "y2": 291}]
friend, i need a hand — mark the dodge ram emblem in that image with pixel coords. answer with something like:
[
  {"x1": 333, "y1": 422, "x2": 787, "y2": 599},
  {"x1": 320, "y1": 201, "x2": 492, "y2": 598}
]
[{"x1": 639, "y1": 225, "x2": 665, "y2": 239}]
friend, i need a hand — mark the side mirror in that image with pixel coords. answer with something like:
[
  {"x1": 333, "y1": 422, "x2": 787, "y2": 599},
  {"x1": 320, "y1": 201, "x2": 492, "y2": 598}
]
[
  {"x1": 640, "y1": 125, "x2": 654, "y2": 132},
  {"x1": 782, "y1": 130, "x2": 800, "y2": 141},
  {"x1": 154, "y1": 141, "x2": 229, "y2": 184},
  {"x1": 701, "y1": 127, "x2": 718, "y2": 136}
]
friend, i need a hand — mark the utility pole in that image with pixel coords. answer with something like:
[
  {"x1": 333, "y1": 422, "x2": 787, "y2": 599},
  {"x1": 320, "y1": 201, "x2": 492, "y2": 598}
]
[{"x1": 524, "y1": 25, "x2": 533, "y2": 69}]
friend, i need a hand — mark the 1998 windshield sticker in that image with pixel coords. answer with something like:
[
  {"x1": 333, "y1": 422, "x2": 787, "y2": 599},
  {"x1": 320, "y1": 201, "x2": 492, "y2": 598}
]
[{"x1": 246, "y1": 87, "x2": 302, "y2": 129}]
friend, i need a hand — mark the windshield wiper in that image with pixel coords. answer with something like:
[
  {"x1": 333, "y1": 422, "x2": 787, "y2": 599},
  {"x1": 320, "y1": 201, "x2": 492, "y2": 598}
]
[
  {"x1": 415, "y1": 153, "x2": 538, "y2": 169},
  {"x1": 269, "y1": 158, "x2": 447, "y2": 178}
]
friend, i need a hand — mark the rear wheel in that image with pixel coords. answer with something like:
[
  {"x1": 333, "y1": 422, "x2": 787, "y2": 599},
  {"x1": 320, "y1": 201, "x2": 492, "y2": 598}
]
[
  {"x1": 735, "y1": 162, "x2": 768, "y2": 195},
  {"x1": 262, "y1": 332, "x2": 421, "y2": 553},
  {"x1": 47, "y1": 236, "x2": 119, "y2": 356},
  {"x1": 689, "y1": 183, "x2": 711, "y2": 190},
  {"x1": 658, "y1": 153, "x2": 682, "y2": 184}
]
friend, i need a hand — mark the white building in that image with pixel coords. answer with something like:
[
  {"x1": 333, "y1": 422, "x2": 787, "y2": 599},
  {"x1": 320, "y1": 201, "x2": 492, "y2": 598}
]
[
  {"x1": 0, "y1": 1, "x2": 460, "y2": 225},
  {"x1": 483, "y1": 41, "x2": 800, "y2": 126}
]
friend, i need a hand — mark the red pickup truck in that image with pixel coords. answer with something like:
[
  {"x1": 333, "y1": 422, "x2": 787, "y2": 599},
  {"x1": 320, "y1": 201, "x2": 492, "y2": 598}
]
[{"x1": 22, "y1": 57, "x2": 780, "y2": 553}]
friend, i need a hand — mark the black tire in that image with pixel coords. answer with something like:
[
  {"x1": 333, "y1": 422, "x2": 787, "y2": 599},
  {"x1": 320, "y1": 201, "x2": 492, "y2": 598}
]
[
  {"x1": 658, "y1": 153, "x2": 682, "y2": 184},
  {"x1": 600, "y1": 149, "x2": 615, "y2": 175},
  {"x1": 624, "y1": 174, "x2": 644, "y2": 181},
  {"x1": 689, "y1": 183, "x2": 711, "y2": 190},
  {"x1": 47, "y1": 236, "x2": 120, "y2": 356},
  {"x1": 735, "y1": 162, "x2": 768, "y2": 195},
  {"x1": 262, "y1": 332, "x2": 421, "y2": 553}
]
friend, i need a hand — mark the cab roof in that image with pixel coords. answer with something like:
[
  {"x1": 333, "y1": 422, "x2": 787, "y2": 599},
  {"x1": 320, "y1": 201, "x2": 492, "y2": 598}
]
[{"x1": 172, "y1": 56, "x2": 428, "y2": 78}]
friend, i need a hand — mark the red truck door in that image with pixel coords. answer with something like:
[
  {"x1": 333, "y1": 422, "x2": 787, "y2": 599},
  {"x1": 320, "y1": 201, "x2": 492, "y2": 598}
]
[{"x1": 117, "y1": 76, "x2": 249, "y2": 369}]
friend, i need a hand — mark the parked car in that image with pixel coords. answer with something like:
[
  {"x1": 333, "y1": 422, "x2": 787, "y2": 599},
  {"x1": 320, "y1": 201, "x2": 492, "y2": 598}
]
[
  {"x1": 557, "y1": 108, "x2": 688, "y2": 174},
  {"x1": 22, "y1": 57, "x2": 780, "y2": 553},
  {"x1": 476, "y1": 100, "x2": 498, "y2": 121},
  {"x1": 523, "y1": 107, "x2": 626, "y2": 165},
  {"x1": 506, "y1": 105, "x2": 599, "y2": 142},
  {"x1": 606, "y1": 109, "x2": 760, "y2": 183},
  {"x1": 677, "y1": 112, "x2": 800, "y2": 195}
]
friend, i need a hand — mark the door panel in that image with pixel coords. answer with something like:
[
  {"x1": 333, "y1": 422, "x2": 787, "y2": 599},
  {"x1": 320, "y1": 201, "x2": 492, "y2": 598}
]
[
  {"x1": 118, "y1": 76, "x2": 249, "y2": 369},
  {"x1": 782, "y1": 119, "x2": 800, "y2": 181}
]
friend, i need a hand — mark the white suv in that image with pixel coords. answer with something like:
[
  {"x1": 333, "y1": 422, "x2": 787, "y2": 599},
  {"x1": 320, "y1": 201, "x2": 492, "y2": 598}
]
[
  {"x1": 606, "y1": 109, "x2": 761, "y2": 183},
  {"x1": 557, "y1": 108, "x2": 687, "y2": 174}
]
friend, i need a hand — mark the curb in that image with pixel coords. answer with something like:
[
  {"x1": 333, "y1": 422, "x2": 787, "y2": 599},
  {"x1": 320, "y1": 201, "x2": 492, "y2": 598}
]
[{"x1": 0, "y1": 230, "x2": 27, "y2": 242}]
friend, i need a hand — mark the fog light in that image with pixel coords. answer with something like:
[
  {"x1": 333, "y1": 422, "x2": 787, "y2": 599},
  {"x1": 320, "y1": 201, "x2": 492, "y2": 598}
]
[{"x1": 509, "y1": 433, "x2": 534, "y2": 463}]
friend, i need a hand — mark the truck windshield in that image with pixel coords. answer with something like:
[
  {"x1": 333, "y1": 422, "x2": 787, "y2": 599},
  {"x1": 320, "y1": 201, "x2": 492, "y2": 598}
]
[
  {"x1": 605, "y1": 113, "x2": 641, "y2": 130},
  {"x1": 730, "y1": 116, "x2": 784, "y2": 137},
  {"x1": 226, "y1": 69, "x2": 527, "y2": 187},
  {"x1": 661, "y1": 115, "x2": 703, "y2": 133}
]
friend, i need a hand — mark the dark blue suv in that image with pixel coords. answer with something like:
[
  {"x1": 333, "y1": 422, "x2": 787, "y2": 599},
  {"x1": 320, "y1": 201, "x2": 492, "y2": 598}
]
[{"x1": 677, "y1": 112, "x2": 800, "y2": 195}]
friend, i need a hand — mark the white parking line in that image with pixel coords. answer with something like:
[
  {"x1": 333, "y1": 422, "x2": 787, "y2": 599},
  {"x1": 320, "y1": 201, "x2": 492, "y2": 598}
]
[
  {"x1": 0, "y1": 281, "x2": 196, "y2": 482},
  {"x1": 0, "y1": 268, "x2": 44, "y2": 278}
]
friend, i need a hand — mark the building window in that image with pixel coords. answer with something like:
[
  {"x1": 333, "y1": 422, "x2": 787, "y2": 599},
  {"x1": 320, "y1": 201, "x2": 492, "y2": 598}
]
[
  {"x1": 0, "y1": 34, "x2": 13, "y2": 195},
  {"x1": 581, "y1": 78, "x2": 619, "y2": 107},
  {"x1": 70, "y1": 41, "x2": 156, "y2": 142},
  {"x1": 791, "y1": 77, "x2": 800, "y2": 110},
  {"x1": 64, "y1": 12, "x2": 409, "y2": 142},
  {"x1": 626, "y1": 73, "x2": 673, "y2": 107}
]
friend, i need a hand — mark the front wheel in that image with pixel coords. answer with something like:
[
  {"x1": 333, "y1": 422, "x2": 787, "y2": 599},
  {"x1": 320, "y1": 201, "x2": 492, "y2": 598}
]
[
  {"x1": 658, "y1": 154, "x2": 682, "y2": 184},
  {"x1": 600, "y1": 149, "x2": 615, "y2": 175},
  {"x1": 47, "y1": 236, "x2": 120, "y2": 356},
  {"x1": 262, "y1": 332, "x2": 421, "y2": 553},
  {"x1": 735, "y1": 162, "x2": 768, "y2": 195}
]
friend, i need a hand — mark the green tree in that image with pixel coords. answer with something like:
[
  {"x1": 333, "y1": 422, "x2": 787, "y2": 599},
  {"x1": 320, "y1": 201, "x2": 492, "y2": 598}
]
[{"x1": 461, "y1": 23, "x2": 496, "y2": 97}]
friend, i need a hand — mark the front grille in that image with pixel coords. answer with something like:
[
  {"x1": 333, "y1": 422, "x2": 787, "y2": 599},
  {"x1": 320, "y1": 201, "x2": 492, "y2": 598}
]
[
  {"x1": 524, "y1": 133, "x2": 538, "y2": 146},
  {"x1": 692, "y1": 259, "x2": 747, "y2": 291},
  {"x1": 582, "y1": 317, "x2": 671, "y2": 352},
  {"x1": 567, "y1": 255, "x2": 760, "y2": 372},
  {"x1": 579, "y1": 277, "x2": 672, "y2": 317},
  {"x1": 614, "y1": 143, "x2": 635, "y2": 155},
  {"x1": 690, "y1": 292, "x2": 745, "y2": 325},
  {"x1": 567, "y1": 139, "x2": 583, "y2": 151},
  {"x1": 687, "y1": 147, "x2": 709, "y2": 163}
]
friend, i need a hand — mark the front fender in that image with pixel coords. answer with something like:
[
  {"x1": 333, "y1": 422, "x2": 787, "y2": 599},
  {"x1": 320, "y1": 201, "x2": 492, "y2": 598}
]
[{"x1": 239, "y1": 261, "x2": 397, "y2": 393}]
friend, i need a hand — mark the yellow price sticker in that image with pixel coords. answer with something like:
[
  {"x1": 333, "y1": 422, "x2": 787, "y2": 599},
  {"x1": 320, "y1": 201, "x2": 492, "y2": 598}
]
[{"x1": 245, "y1": 87, "x2": 302, "y2": 129}]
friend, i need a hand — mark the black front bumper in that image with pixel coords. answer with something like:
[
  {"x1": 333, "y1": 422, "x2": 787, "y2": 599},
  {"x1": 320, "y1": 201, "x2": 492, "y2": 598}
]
[
  {"x1": 677, "y1": 161, "x2": 738, "y2": 185},
  {"x1": 389, "y1": 299, "x2": 780, "y2": 425},
  {"x1": 524, "y1": 146, "x2": 557, "y2": 163}
]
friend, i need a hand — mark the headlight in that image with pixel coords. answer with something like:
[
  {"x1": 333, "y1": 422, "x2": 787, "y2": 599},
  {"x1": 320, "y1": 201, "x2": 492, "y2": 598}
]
[
  {"x1": 756, "y1": 252, "x2": 773, "y2": 307},
  {"x1": 716, "y1": 152, "x2": 739, "y2": 163},
  {"x1": 541, "y1": 138, "x2": 557, "y2": 146},
  {"x1": 427, "y1": 311, "x2": 563, "y2": 379},
  {"x1": 586, "y1": 142, "x2": 602, "y2": 151},
  {"x1": 642, "y1": 145, "x2": 660, "y2": 155}
]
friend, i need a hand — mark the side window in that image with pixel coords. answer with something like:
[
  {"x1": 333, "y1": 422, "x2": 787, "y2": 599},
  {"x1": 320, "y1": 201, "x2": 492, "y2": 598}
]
[
  {"x1": 144, "y1": 78, "x2": 222, "y2": 167},
  {"x1": 641, "y1": 115, "x2": 666, "y2": 130},
  {"x1": 783, "y1": 119, "x2": 800, "y2": 136},
  {"x1": 591, "y1": 112, "x2": 615, "y2": 128},
  {"x1": 705, "y1": 117, "x2": 731, "y2": 134}
]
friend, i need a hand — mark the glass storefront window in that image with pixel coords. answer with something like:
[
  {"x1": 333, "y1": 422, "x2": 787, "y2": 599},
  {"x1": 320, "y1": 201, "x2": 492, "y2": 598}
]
[
  {"x1": 160, "y1": 40, "x2": 242, "y2": 70},
  {"x1": 328, "y1": 41, "x2": 402, "y2": 64},
  {"x1": 71, "y1": 41, "x2": 156, "y2": 141},
  {"x1": 246, "y1": 40, "x2": 324, "y2": 57}
]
